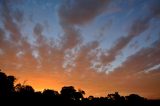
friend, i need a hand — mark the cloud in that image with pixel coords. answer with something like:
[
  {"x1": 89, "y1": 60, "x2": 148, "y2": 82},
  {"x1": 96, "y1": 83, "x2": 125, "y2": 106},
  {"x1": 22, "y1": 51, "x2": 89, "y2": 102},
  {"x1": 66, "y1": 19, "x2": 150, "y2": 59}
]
[
  {"x1": 56, "y1": 0, "x2": 112, "y2": 72},
  {"x1": 57, "y1": 0, "x2": 112, "y2": 50},
  {"x1": 0, "y1": 0, "x2": 39, "y2": 72},
  {"x1": 149, "y1": 1, "x2": 160, "y2": 18},
  {"x1": 0, "y1": 0, "x2": 160, "y2": 98},
  {"x1": 33, "y1": 23, "x2": 47, "y2": 45},
  {"x1": 105, "y1": 39, "x2": 160, "y2": 98},
  {"x1": 13, "y1": 9, "x2": 24, "y2": 23},
  {"x1": 109, "y1": 1, "x2": 160, "y2": 75},
  {"x1": 99, "y1": 18, "x2": 150, "y2": 71},
  {"x1": 0, "y1": 0, "x2": 24, "y2": 42},
  {"x1": 60, "y1": 25, "x2": 82, "y2": 50},
  {"x1": 145, "y1": 64, "x2": 160, "y2": 73},
  {"x1": 0, "y1": 28, "x2": 5, "y2": 42},
  {"x1": 58, "y1": 0, "x2": 111, "y2": 25},
  {"x1": 98, "y1": 2, "x2": 160, "y2": 72},
  {"x1": 32, "y1": 23, "x2": 64, "y2": 71},
  {"x1": 111, "y1": 38, "x2": 160, "y2": 77}
]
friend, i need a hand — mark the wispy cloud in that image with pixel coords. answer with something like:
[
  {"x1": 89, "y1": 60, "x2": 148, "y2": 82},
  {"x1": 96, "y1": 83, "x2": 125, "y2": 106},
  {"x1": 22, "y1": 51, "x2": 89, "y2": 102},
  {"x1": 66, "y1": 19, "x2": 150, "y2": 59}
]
[
  {"x1": 98, "y1": 1, "x2": 160, "y2": 73},
  {"x1": 0, "y1": 0, "x2": 160, "y2": 99}
]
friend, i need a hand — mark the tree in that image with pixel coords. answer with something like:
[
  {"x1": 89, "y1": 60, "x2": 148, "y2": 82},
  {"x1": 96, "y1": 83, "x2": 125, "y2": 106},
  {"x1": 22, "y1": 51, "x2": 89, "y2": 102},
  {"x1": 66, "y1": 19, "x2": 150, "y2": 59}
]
[
  {"x1": 60, "y1": 86, "x2": 76, "y2": 100},
  {"x1": 107, "y1": 92, "x2": 121, "y2": 100},
  {"x1": 75, "y1": 89, "x2": 85, "y2": 100},
  {"x1": 0, "y1": 70, "x2": 8, "y2": 96},
  {"x1": 7, "y1": 75, "x2": 16, "y2": 95},
  {"x1": 126, "y1": 94, "x2": 145, "y2": 102},
  {"x1": 43, "y1": 89, "x2": 59, "y2": 97},
  {"x1": 0, "y1": 70, "x2": 16, "y2": 96},
  {"x1": 60, "y1": 86, "x2": 85, "y2": 101},
  {"x1": 15, "y1": 83, "x2": 35, "y2": 96}
]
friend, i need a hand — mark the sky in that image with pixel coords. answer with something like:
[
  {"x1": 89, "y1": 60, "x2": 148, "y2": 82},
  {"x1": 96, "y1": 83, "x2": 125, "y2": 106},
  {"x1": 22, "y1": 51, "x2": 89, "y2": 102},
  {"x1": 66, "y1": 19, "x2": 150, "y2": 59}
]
[{"x1": 0, "y1": 0, "x2": 160, "y2": 99}]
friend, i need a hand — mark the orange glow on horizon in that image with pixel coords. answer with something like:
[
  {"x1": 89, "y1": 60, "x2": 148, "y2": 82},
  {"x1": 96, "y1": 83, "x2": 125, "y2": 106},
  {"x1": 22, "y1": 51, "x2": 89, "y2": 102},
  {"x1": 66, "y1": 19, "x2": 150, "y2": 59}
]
[{"x1": 2, "y1": 69, "x2": 159, "y2": 99}]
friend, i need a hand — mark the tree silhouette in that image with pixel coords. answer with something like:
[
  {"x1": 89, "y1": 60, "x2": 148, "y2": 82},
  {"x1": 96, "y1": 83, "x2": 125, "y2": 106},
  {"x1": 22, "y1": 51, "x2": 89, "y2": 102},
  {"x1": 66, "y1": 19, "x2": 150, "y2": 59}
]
[
  {"x1": 75, "y1": 89, "x2": 85, "y2": 100},
  {"x1": 43, "y1": 89, "x2": 59, "y2": 97},
  {"x1": 60, "y1": 86, "x2": 85, "y2": 101},
  {"x1": 60, "y1": 86, "x2": 77, "y2": 100},
  {"x1": 7, "y1": 75, "x2": 16, "y2": 95},
  {"x1": 15, "y1": 83, "x2": 35, "y2": 96},
  {"x1": 125, "y1": 93, "x2": 146, "y2": 105},
  {"x1": 0, "y1": 70, "x2": 16, "y2": 96},
  {"x1": 0, "y1": 69, "x2": 160, "y2": 106},
  {"x1": 0, "y1": 70, "x2": 8, "y2": 96}
]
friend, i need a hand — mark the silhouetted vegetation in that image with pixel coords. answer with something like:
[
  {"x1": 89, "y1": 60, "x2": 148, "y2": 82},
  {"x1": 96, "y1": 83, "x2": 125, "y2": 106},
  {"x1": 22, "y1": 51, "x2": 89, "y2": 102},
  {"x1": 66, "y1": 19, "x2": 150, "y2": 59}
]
[{"x1": 0, "y1": 70, "x2": 159, "y2": 106}]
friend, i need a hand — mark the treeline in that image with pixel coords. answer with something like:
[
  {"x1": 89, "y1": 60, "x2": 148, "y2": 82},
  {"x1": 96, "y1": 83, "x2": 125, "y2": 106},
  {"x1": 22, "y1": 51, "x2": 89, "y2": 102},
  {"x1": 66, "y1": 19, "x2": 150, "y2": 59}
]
[{"x1": 0, "y1": 70, "x2": 159, "y2": 106}]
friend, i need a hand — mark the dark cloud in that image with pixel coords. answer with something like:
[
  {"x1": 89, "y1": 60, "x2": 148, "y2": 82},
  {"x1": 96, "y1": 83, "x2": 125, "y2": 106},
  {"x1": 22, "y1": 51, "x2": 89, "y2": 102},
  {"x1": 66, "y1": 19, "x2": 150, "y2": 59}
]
[
  {"x1": 149, "y1": 1, "x2": 160, "y2": 19},
  {"x1": 33, "y1": 23, "x2": 43, "y2": 36},
  {"x1": 13, "y1": 9, "x2": 24, "y2": 23},
  {"x1": 60, "y1": 25, "x2": 82, "y2": 50},
  {"x1": 0, "y1": 0, "x2": 24, "y2": 42},
  {"x1": 33, "y1": 23, "x2": 46, "y2": 44},
  {"x1": 57, "y1": 0, "x2": 112, "y2": 51},
  {"x1": 58, "y1": 0, "x2": 111, "y2": 25},
  {"x1": 0, "y1": 28, "x2": 5, "y2": 39}
]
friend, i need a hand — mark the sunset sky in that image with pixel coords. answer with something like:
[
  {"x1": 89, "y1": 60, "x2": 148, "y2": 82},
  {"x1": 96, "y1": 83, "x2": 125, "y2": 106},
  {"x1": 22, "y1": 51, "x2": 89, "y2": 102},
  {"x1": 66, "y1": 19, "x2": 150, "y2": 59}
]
[{"x1": 0, "y1": 0, "x2": 160, "y2": 99}]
